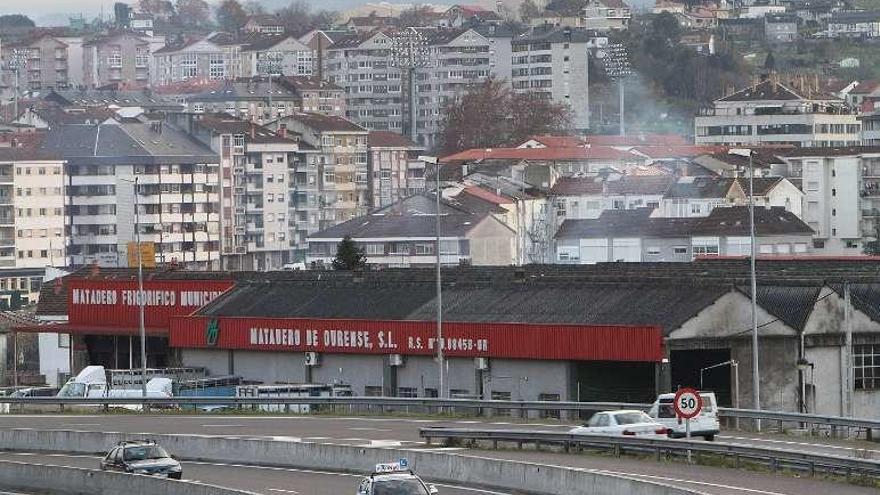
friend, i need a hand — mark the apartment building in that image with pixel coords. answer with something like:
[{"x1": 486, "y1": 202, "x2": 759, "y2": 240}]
[
  {"x1": 511, "y1": 27, "x2": 591, "y2": 131},
  {"x1": 549, "y1": 175, "x2": 672, "y2": 220},
  {"x1": 695, "y1": 79, "x2": 861, "y2": 147},
  {"x1": 827, "y1": 11, "x2": 880, "y2": 38},
  {"x1": 555, "y1": 206, "x2": 814, "y2": 263},
  {"x1": 267, "y1": 113, "x2": 370, "y2": 245},
  {"x1": 277, "y1": 77, "x2": 345, "y2": 116},
  {"x1": 306, "y1": 194, "x2": 517, "y2": 267},
  {"x1": 0, "y1": 142, "x2": 66, "y2": 270},
  {"x1": 773, "y1": 147, "x2": 880, "y2": 254},
  {"x1": 368, "y1": 131, "x2": 426, "y2": 208},
  {"x1": 183, "y1": 114, "x2": 315, "y2": 270},
  {"x1": 240, "y1": 35, "x2": 314, "y2": 78},
  {"x1": 323, "y1": 26, "x2": 511, "y2": 148},
  {"x1": 42, "y1": 120, "x2": 221, "y2": 268},
  {"x1": 582, "y1": 0, "x2": 631, "y2": 31},
  {"x1": 153, "y1": 34, "x2": 242, "y2": 86},
  {"x1": 186, "y1": 79, "x2": 301, "y2": 124},
  {"x1": 82, "y1": 32, "x2": 151, "y2": 89},
  {"x1": 660, "y1": 175, "x2": 804, "y2": 219},
  {"x1": 1, "y1": 34, "x2": 71, "y2": 92}
]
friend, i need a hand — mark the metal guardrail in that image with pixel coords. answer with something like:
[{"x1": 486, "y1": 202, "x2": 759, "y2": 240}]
[
  {"x1": 0, "y1": 396, "x2": 878, "y2": 436},
  {"x1": 419, "y1": 427, "x2": 880, "y2": 478}
]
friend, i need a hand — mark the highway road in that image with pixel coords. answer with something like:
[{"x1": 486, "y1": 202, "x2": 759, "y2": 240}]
[
  {"x1": 0, "y1": 452, "x2": 515, "y2": 495},
  {"x1": 0, "y1": 414, "x2": 877, "y2": 495},
  {"x1": 0, "y1": 413, "x2": 875, "y2": 459}
]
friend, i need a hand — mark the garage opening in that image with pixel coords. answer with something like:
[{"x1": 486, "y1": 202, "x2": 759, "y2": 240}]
[
  {"x1": 670, "y1": 348, "x2": 733, "y2": 407},
  {"x1": 84, "y1": 335, "x2": 171, "y2": 369},
  {"x1": 574, "y1": 361, "x2": 656, "y2": 403}
]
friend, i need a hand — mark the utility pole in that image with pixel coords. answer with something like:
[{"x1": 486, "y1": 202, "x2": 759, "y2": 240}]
[
  {"x1": 391, "y1": 28, "x2": 430, "y2": 141},
  {"x1": 135, "y1": 177, "x2": 147, "y2": 398},
  {"x1": 420, "y1": 155, "x2": 443, "y2": 398}
]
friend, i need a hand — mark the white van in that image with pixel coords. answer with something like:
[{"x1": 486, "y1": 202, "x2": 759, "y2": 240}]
[{"x1": 648, "y1": 391, "x2": 720, "y2": 441}]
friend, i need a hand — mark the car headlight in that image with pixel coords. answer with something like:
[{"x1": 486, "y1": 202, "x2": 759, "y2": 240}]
[
  {"x1": 168, "y1": 465, "x2": 182, "y2": 472},
  {"x1": 133, "y1": 469, "x2": 149, "y2": 474}
]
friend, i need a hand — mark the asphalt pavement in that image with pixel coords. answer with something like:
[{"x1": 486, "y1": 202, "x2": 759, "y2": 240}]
[
  {"x1": 0, "y1": 452, "x2": 514, "y2": 495},
  {"x1": 0, "y1": 414, "x2": 877, "y2": 495}
]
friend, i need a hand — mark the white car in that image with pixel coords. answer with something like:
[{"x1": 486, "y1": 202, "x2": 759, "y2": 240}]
[
  {"x1": 648, "y1": 391, "x2": 720, "y2": 441},
  {"x1": 569, "y1": 410, "x2": 669, "y2": 438},
  {"x1": 356, "y1": 460, "x2": 438, "y2": 495}
]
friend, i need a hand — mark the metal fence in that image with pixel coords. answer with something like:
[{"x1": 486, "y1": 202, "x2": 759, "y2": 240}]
[{"x1": 419, "y1": 427, "x2": 880, "y2": 478}]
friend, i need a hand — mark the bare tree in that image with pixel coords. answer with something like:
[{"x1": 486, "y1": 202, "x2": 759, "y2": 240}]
[
  {"x1": 242, "y1": 0, "x2": 266, "y2": 16},
  {"x1": 215, "y1": 0, "x2": 248, "y2": 32},
  {"x1": 439, "y1": 78, "x2": 572, "y2": 154},
  {"x1": 276, "y1": 0, "x2": 337, "y2": 36},
  {"x1": 175, "y1": 0, "x2": 211, "y2": 28},
  {"x1": 397, "y1": 5, "x2": 435, "y2": 27}
]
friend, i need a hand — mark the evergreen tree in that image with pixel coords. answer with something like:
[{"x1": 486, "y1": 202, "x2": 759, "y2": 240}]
[{"x1": 332, "y1": 235, "x2": 367, "y2": 270}]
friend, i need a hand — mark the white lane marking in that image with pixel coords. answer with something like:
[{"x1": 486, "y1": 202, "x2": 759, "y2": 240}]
[
  {"x1": 349, "y1": 427, "x2": 392, "y2": 432},
  {"x1": 719, "y1": 435, "x2": 880, "y2": 456},
  {"x1": 604, "y1": 470, "x2": 790, "y2": 495},
  {"x1": 66, "y1": 423, "x2": 101, "y2": 427},
  {"x1": 11, "y1": 453, "x2": 34, "y2": 456},
  {"x1": 267, "y1": 489, "x2": 300, "y2": 494},
  {"x1": 302, "y1": 436, "x2": 331, "y2": 440},
  {"x1": 433, "y1": 483, "x2": 513, "y2": 494},
  {"x1": 201, "y1": 424, "x2": 246, "y2": 428}
]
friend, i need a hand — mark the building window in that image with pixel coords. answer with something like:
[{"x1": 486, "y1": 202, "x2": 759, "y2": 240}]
[
  {"x1": 855, "y1": 344, "x2": 880, "y2": 389},
  {"x1": 414, "y1": 242, "x2": 434, "y2": 255},
  {"x1": 491, "y1": 391, "x2": 512, "y2": 401},
  {"x1": 58, "y1": 334, "x2": 70, "y2": 348},
  {"x1": 673, "y1": 246, "x2": 688, "y2": 254},
  {"x1": 365, "y1": 243, "x2": 384, "y2": 255},
  {"x1": 692, "y1": 245, "x2": 718, "y2": 256},
  {"x1": 691, "y1": 203, "x2": 702, "y2": 215},
  {"x1": 364, "y1": 386, "x2": 383, "y2": 396}
]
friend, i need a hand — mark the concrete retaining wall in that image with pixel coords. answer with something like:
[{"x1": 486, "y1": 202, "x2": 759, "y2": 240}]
[
  {"x1": 0, "y1": 428, "x2": 701, "y2": 495},
  {"x1": 0, "y1": 459, "x2": 258, "y2": 495}
]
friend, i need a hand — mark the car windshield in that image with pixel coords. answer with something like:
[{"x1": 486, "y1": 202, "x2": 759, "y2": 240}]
[
  {"x1": 614, "y1": 411, "x2": 653, "y2": 425},
  {"x1": 123, "y1": 446, "x2": 169, "y2": 461},
  {"x1": 57, "y1": 382, "x2": 85, "y2": 398},
  {"x1": 372, "y1": 479, "x2": 429, "y2": 495}
]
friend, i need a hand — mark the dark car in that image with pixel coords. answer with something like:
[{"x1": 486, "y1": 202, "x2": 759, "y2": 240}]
[
  {"x1": 9, "y1": 387, "x2": 60, "y2": 398},
  {"x1": 100, "y1": 440, "x2": 182, "y2": 479}
]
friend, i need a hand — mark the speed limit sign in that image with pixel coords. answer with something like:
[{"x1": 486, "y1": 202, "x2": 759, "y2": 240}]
[{"x1": 673, "y1": 387, "x2": 703, "y2": 420}]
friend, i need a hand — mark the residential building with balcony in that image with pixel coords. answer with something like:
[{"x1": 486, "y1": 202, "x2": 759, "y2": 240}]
[
  {"x1": 83, "y1": 31, "x2": 151, "y2": 89},
  {"x1": 549, "y1": 175, "x2": 673, "y2": 220},
  {"x1": 306, "y1": 194, "x2": 516, "y2": 267},
  {"x1": 773, "y1": 146, "x2": 880, "y2": 254},
  {"x1": 42, "y1": 120, "x2": 221, "y2": 268},
  {"x1": 695, "y1": 80, "x2": 861, "y2": 147},
  {"x1": 266, "y1": 113, "x2": 370, "y2": 246},
  {"x1": 582, "y1": 0, "x2": 631, "y2": 30},
  {"x1": 185, "y1": 78, "x2": 301, "y2": 125},
  {"x1": 153, "y1": 33, "x2": 242, "y2": 86},
  {"x1": 660, "y1": 176, "x2": 804, "y2": 219},
  {"x1": 244, "y1": 15, "x2": 286, "y2": 35},
  {"x1": 240, "y1": 35, "x2": 314, "y2": 78},
  {"x1": 181, "y1": 113, "x2": 318, "y2": 269},
  {"x1": 1, "y1": 34, "x2": 71, "y2": 92},
  {"x1": 368, "y1": 131, "x2": 426, "y2": 208},
  {"x1": 277, "y1": 76, "x2": 345, "y2": 116},
  {"x1": 827, "y1": 10, "x2": 880, "y2": 38},
  {"x1": 0, "y1": 141, "x2": 66, "y2": 270},
  {"x1": 555, "y1": 206, "x2": 813, "y2": 264},
  {"x1": 511, "y1": 27, "x2": 591, "y2": 131},
  {"x1": 323, "y1": 25, "x2": 512, "y2": 148}
]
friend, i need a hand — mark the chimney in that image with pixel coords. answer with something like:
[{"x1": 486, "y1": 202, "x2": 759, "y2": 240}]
[
  {"x1": 250, "y1": 125, "x2": 256, "y2": 140},
  {"x1": 279, "y1": 126, "x2": 287, "y2": 139}
]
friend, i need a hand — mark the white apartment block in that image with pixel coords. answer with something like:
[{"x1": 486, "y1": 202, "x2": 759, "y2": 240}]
[
  {"x1": 511, "y1": 27, "x2": 591, "y2": 131},
  {"x1": 267, "y1": 113, "x2": 370, "y2": 249},
  {"x1": 182, "y1": 113, "x2": 317, "y2": 269},
  {"x1": 368, "y1": 131, "x2": 425, "y2": 208},
  {"x1": 0, "y1": 147, "x2": 66, "y2": 269},
  {"x1": 153, "y1": 34, "x2": 242, "y2": 86},
  {"x1": 773, "y1": 147, "x2": 880, "y2": 254},
  {"x1": 323, "y1": 25, "x2": 512, "y2": 148},
  {"x1": 695, "y1": 80, "x2": 861, "y2": 147},
  {"x1": 582, "y1": 0, "x2": 632, "y2": 31},
  {"x1": 43, "y1": 121, "x2": 221, "y2": 268},
  {"x1": 240, "y1": 35, "x2": 314, "y2": 78}
]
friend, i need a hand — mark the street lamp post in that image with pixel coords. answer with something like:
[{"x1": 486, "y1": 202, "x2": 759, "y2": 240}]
[
  {"x1": 419, "y1": 155, "x2": 443, "y2": 398},
  {"x1": 730, "y1": 148, "x2": 760, "y2": 430},
  {"x1": 121, "y1": 177, "x2": 148, "y2": 397},
  {"x1": 7, "y1": 49, "x2": 28, "y2": 123}
]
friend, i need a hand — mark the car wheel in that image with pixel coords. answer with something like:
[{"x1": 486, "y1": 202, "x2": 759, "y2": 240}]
[
  {"x1": 169, "y1": 472, "x2": 182, "y2": 480},
  {"x1": 704, "y1": 434, "x2": 715, "y2": 441}
]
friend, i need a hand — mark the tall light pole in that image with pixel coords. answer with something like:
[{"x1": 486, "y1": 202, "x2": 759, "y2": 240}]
[
  {"x1": 258, "y1": 53, "x2": 283, "y2": 122},
  {"x1": 391, "y1": 28, "x2": 430, "y2": 141},
  {"x1": 122, "y1": 177, "x2": 148, "y2": 397},
  {"x1": 730, "y1": 148, "x2": 759, "y2": 429},
  {"x1": 420, "y1": 155, "x2": 443, "y2": 398},
  {"x1": 603, "y1": 43, "x2": 630, "y2": 137},
  {"x1": 7, "y1": 49, "x2": 28, "y2": 123}
]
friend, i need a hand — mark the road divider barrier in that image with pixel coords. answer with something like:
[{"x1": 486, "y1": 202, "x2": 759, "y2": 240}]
[
  {"x1": 0, "y1": 428, "x2": 701, "y2": 495},
  {"x1": 0, "y1": 459, "x2": 259, "y2": 495},
  {"x1": 419, "y1": 426, "x2": 880, "y2": 478},
  {"x1": 1, "y1": 396, "x2": 877, "y2": 439}
]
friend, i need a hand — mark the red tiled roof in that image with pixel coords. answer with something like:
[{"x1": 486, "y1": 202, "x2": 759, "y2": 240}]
[
  {"x1": 441, "y1": 146, "x2": 638, "y2": 162},
  {"x1": 853, "y1": 80, "x2": 880, "y2": 95},
  {"x1": 523, "y1": 135, "x2": 585, "y2": 148},
  {"x1": 632, "y1": 145, "x2": 726, "y2": 159},
  {"x1": 461, "y1": 185, "x2": 511, "y2": 205},
  {"x1": 585, "y1": 134, "x2": 691, "y2": 147}
]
